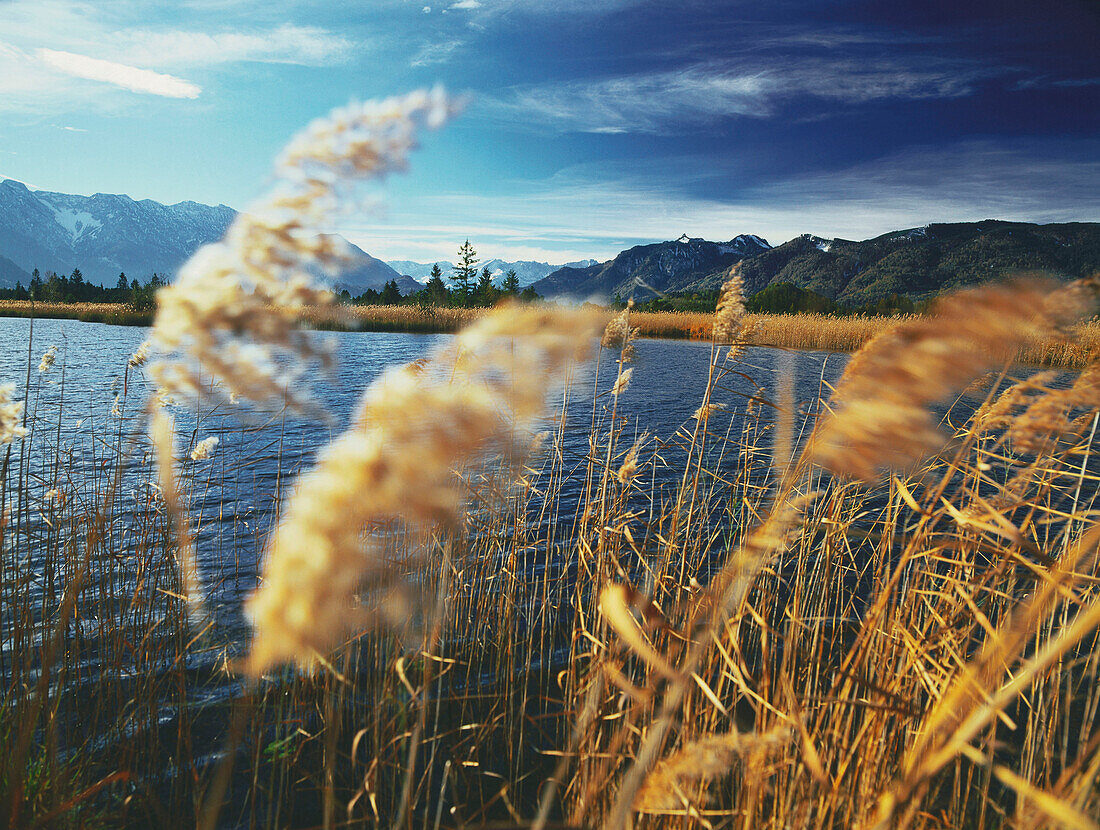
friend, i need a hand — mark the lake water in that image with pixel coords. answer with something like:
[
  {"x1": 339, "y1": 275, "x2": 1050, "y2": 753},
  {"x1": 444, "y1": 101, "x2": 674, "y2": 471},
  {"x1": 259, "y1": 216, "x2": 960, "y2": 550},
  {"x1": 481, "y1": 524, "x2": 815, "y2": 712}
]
[{"x1": 0, "y1": 316, "x2": 849, "y2": 660}]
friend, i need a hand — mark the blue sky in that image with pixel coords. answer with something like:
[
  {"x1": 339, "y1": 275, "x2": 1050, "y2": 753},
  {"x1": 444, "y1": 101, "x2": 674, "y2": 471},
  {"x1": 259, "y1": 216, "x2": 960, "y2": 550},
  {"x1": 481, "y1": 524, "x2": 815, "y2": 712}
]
[{"x1": 0, "y1": 0, "x2": 1097, "y2": 263}]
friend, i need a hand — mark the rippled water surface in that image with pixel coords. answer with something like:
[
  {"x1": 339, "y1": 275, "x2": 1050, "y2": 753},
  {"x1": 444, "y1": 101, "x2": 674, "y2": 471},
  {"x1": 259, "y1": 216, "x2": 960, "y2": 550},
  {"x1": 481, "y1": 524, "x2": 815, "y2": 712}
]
[{"x1": 0, "y1": 316, "x2": 850, "y2": 671}]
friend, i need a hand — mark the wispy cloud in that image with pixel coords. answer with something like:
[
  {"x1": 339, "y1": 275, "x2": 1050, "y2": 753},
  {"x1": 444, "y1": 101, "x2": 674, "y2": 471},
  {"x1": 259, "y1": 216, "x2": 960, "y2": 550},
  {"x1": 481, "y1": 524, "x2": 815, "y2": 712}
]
[
  {"x1": 410, "y1": 38, "x2": 465, "y2": 67},
  {"x1": 492, "y1": 56, "x2": 1002, "y2": 134},
  {"x1": 337, "y1": 138, "x2": 1100, "y2": 261},
  {"x1": 117, "y1": 25, "x2": 353, "y2": 68},
  {"x1": 37, "y1": 49, "x2": 201, "y2": 98}
]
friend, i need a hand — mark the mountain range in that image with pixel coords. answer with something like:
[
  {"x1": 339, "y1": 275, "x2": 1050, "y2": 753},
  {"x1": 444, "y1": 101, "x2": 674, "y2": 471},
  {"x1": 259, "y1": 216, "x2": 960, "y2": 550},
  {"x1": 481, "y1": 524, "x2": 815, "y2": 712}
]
[
  {"x1": 2, "y1": 179, "x2": 1097, "y2": 306},
  {"x1": 387, "y1": 257, "x2": 599, "y2": 286},
  {"x1": 532, "y1": 224, "x2": 1100, "y2": 304},
  {"x1": 0, "y1": 179, "x2": 421, "y2": 295},
  {"x1": 531, "y1": 234, "x2": 772, "y2": 300}
]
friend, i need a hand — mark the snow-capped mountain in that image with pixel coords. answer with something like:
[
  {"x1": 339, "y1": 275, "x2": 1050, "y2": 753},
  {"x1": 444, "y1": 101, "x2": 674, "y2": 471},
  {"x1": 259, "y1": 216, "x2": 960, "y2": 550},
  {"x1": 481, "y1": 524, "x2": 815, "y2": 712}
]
[
  {"x1": 388, "y1": 257, "x2": 599, "y2": 286},
  {"x1": 0, "y1": 179, "x2": 419, "y2": 294}
]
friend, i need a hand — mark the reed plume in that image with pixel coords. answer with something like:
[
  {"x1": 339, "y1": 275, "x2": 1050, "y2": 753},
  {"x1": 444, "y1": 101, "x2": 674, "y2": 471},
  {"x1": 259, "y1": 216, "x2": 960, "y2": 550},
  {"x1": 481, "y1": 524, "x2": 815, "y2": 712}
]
[
  {"x1": 245, "y1": 304, "x2": 598, "y2": 675},
  {"x1": 37, "y1": 345, "x2": 57, "y2": 374},
  {"x1": 633, "y1": 729, "x2": 789, "y2": 812},
  {"x1": 189, "y1": 436, "x2": 219, "y2": 461},
  {"x1": 1008, "y1": 360, "x2": 1100, "y2": 454},
  {"x1": 713, "y1": 264, "x2": 746, "y2": 345},
  {"x1": 128, "y1": 340, "x2": 150, "y2": 369},
  {"x1": 611, "y1": 367, "x2": 633, "y2": 397},
  {"x1": 150, "y1": 88, "x2": 455, "y2": 411},
  {"x1": 814, "y1": 277, "x2": 1095, "y2": 481},
  {"x1": 0, "y1": 383, "x2": 26, "y2": 444}
]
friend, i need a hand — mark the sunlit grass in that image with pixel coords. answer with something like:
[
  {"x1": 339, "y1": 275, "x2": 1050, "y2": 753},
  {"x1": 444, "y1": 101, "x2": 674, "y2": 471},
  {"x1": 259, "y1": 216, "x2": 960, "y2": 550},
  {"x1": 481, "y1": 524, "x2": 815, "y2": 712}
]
[{"x1": 5, "y1": 300, "x2": 1097, "y2": 367}]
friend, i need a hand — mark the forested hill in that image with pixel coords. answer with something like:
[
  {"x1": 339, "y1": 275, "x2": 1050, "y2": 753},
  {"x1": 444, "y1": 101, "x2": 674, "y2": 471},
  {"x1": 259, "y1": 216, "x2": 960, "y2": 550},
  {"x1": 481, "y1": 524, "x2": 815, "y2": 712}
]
[
  {"x1": 536, "y1": 222, "x2": 1100, "y2": 304},
  {"x1": 738, "y1": 221, "x2": 1100, "y2": 305}
]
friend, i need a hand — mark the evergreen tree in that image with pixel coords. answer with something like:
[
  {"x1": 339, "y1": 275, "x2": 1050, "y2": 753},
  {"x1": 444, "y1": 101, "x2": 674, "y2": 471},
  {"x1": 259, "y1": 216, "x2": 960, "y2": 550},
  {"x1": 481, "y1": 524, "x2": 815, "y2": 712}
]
[
  {"x1": 116, "y1": 273, "x2": 128, "y2": 291},
  {"x1": 380, "y1": 279, "x2": 402, "y2": 305},
  {"x1": 45, "y1": 271, "x2": 63, "y2": 302},
  {"x1": 475, "y1": 266, "x2": 496, "y2": 306},
  {"x1": 29, "y1": 268, "x2": 42, "y2": 299},
  {"x1": 502, "y1": 268, "x2": 520, "y2": 295},
  {"x1": 70, "y1": 267, "x2": 85, "y2": 301},
  {"x1": 451, "y1": 240, "x2": 479, "y2": 307},
  {"x1": 424, "y1": 263, "x2": 449, "y2": 305}
]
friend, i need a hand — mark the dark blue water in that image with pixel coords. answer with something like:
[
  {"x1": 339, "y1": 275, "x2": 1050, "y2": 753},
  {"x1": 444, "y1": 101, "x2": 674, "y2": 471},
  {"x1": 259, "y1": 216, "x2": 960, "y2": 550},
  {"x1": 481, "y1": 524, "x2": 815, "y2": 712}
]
[{"x1": 0, "y1": 317, "x2": 849, "y2": 675}]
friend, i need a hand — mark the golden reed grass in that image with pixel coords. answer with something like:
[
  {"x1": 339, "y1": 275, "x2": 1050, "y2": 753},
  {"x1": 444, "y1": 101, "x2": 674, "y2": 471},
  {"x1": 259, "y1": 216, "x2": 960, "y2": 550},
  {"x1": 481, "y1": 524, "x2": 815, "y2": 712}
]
[
  {"x1": 244, "y1": 304, "x2": 598, "y2": 675},
  {"x1": 5, "y1": 298, "x2": 1100, "y2": 367},
  {"x1": 814, "y1": 277, "x2": 1098, "y2": 482},
  {"x1": 8, "y1": 91, "x2": 1100, "y2": 829}
]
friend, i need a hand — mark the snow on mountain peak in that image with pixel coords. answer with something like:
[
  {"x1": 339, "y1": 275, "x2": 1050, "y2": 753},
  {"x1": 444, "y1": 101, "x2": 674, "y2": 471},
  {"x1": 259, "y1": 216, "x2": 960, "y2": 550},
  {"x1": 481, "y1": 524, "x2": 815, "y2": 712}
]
[{"x1": 46, "y1": 205, "x2": 102, "y2": 242}]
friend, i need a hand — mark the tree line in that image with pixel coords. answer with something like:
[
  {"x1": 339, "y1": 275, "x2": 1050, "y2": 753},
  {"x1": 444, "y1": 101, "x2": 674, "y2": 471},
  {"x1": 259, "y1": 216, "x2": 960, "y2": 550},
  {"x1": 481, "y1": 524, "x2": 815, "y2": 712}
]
[
  {"x1": 616, "y1": 282, "x2": 920, "y2": 317},
  {"x1": 0, "y1": 240, "x2": 542, "y2": 310},
  {"x1": 0, "y1": 268, "x2": 164, "y2": 309},
  {"x1": 341, "y1": 240, "x2": 540, "y2": 308}
]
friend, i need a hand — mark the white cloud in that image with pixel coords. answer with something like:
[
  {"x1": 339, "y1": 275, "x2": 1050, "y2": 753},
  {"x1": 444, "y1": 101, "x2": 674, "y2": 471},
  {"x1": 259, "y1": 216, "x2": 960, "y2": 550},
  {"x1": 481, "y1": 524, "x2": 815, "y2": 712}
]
[
  {"x1": 450, "y1": 0, "x2": 482, "y2": 8},
  {"x1": 37, "y1": 49, "x2": 201, "y2": 98},
  {"x1": 0, "y1": 1, "x2": 356, "y2": 113}
]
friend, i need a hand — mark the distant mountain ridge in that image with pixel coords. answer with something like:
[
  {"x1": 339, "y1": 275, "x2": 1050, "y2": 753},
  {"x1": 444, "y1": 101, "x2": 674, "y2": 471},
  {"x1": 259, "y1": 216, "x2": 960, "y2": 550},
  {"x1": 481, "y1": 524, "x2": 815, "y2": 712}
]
[
  {"x1": 0, "y1": 179, "x2": 420, "y2": 295},
  {"x1": 532, "y1": 234, "x2": 772, "y2": 300},
  {"x1": 534, "y1": 223, "x2": 1100, "y2": 304},
  {"x1": 737, "y1": 222, "x2": 1100, "y2": 305},
  {"x1": 388, "y1": 257, "x2": 599, "y2": 286}
]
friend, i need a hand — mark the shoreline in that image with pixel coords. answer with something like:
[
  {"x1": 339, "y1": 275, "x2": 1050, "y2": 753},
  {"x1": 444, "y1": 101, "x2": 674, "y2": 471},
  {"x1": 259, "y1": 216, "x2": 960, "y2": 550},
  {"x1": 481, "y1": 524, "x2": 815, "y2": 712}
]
[{"x1": 0, "y1": 300, "x2": 1095, "y2": 368}]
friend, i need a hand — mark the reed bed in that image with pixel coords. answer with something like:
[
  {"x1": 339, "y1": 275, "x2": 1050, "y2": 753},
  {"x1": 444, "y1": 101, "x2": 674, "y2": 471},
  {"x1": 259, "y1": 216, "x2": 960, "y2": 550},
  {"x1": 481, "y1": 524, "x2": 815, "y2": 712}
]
[
  {"x1": 3, "y1": 279, "x2": 1100, "y2": 828},
  {"x1": 5, "y1": 94, "x2": 1100, "y2": 828},
  {"x1": 5, "y1": 301, "x2": 1098, "y2": 368}
]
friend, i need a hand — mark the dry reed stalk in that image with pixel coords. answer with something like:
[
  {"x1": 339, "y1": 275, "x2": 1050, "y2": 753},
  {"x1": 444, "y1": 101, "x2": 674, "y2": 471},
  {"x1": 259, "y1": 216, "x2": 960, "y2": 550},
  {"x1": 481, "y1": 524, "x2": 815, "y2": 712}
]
[
  {"x1": 814, "y1": 278, "x2": 1095, "y2": 482},
  {"x1": 245, "y1": 304, "x2": 598, "y2": 675},
  {"x1": 603, "y1": 492, "x2": 817, "y2": 829},
  {"x1": 150, "y1": 408, "x2": 208, "y2": 628},
  {"x1": 150, "y1": 89, "x2": 455, "y2": 411}
]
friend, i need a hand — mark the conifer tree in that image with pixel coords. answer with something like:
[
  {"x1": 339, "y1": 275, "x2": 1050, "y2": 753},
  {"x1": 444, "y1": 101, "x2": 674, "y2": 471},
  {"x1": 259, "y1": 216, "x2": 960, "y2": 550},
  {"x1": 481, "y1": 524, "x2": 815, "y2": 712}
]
[{"x1": 451, "y1": 240, "x2": 479, "y2": 306}]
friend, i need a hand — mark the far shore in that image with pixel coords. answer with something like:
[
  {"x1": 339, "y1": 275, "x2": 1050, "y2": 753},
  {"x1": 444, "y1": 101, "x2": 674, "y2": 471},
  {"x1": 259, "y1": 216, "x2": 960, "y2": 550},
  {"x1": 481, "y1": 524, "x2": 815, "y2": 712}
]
[{"x1": 0, "y1": 300, "x2": 1095, "y2": 369}]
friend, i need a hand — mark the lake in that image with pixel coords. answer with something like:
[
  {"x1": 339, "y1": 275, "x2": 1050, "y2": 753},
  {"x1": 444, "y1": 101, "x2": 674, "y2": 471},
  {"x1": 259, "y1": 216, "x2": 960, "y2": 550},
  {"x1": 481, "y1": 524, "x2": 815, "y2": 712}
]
[{"x1": 0, "y1": 315, "x2": 848, "y2": 666}]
